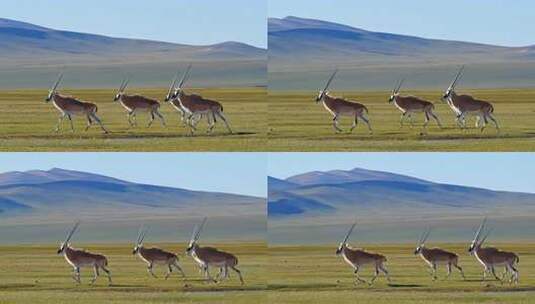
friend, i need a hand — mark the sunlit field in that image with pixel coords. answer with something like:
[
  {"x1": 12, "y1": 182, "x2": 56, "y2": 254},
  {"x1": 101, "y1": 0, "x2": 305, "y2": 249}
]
[
  {"x1": 0, "y1": 87, "x2": 266, "y2": 151},
  {"x1": 267, "y1": 243, "x2": 535, "y2": 304},
  {"x1": 0, "y1": 242, "x2": 266, "y2": 304},
  {"x1": 268, "y1": 89, "x2": 535, "y2": 151}
]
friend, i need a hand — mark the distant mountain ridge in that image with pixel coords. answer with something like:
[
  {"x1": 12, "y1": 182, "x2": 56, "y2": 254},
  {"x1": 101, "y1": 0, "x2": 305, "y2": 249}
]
[
  {"x1": 0, "y1": 168, "x2": 263, "y2": 220},
  {"x1": 268, "y1": 167, "x2": 535, "y2": 219},
  {"x1": 268, "y1": 16, "x2": 535, "y2": 90},
  {"x1": 0, "y1": 18, "x2": 266, "y2": 88}
]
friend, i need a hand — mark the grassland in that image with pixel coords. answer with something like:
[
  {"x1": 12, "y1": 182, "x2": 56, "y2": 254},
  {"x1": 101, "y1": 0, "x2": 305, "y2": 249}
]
[
  {"x1": 268, "y1": 89, "x2": 535, "y2": 151},
  {"x1": 0, "y1": 87, "x2": 266, "y2": 151},
  {"x1": 0, "y1": 242, "x2": 266, "y2": 304},
  {"x1": 268, "y1": 243, "x2": 535, "y2": 304}
]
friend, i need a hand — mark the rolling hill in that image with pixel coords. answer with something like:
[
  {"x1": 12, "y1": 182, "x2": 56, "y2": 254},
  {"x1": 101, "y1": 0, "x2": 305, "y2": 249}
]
[
  {"x1": 269, "y1": 16, "x2": 535, "y2": 90},
  {"x1": 269, "y1": 167, "x2": 535, "y2": 219},
  {"x1": 0, "y1": 168, "x2": 263, "y2": 220},
  {"x1": 0, "y1": 18, "x2": 266, "y2": 88},
  {"x1": 268, "y1": 167, "x2": 535, "y2": 244}
]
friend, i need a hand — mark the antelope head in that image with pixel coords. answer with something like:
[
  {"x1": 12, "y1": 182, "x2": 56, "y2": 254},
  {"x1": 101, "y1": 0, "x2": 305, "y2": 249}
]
[
  {"x1": 336, "y1": 222, "x2": 356, "y2": 255},
  {"x1": 169, "y1": 64, "x2": 192, "y2": 101},
  {"x1": 58, "y1": 221, "x2": 79, "y2": 254},
  {"x1": 46, "y1": 73, "x2": 63, "y2": 102},
  {"x1": 389, "y1": 79, "x2": 404, "y2": 103},
  {"x1": 414, "y1": 227, "x2": 430, "y2": 255},
  {"x1": 186, "y1": 217, "x2": 207, "y2": 256},
  {"x1": 114, "y1": 78, "x2": 129, "y2": 102},
  {"x1": 316, "y1": 69, "x2": 337, "y2": 103},
  {"x1": 442, "y1": 65, "x2": 464, "y2": 101},
  {"x1": 133, "y1": 225, "x2": 147, "y2": 255},
  {"x1": 469, "y1": 217, "x2": 491, "y2": 254}
]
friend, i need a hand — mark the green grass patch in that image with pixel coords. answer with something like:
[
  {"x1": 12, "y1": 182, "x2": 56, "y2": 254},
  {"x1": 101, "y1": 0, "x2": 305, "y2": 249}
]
[
  {"x1": 268, "y1": 89, "x2": 535, "y2": 151},
  {"x1": 0, "y1": 87, "x2": 266, "y2": 151}
]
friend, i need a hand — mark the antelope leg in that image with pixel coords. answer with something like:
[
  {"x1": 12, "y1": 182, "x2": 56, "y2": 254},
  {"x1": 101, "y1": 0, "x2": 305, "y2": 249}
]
[
  {"x1": 147, "y1": 263, "x2": 158, "y2": 278},
  {"x1": 55, "y1": 114, "x2": 66, "y2": 133},
  {"x1": 231, "y1": 266, "x2": 245, "y2": 285},
  {"x1": 91, "y1": 113, "x2": 109, "y2": 134},
  {"x1": 173, "y1": 262, "x2": 186, "y2": 278},
  {"x1": 154, "y1": 109, "x2": 166, "y2": 127},
  {"x1": 147, "y1": 112, "x2": 155, "y2": 127},
  {"x1": 67, "y1": 114, "x2": 74, "y2": 132},
  {"x1": 100, "y1": 266, "x2": 112, "y2": 285},
  {"x1": 90, "y1": 265, "x2": 99, "y2": 285},
  {"x1": 216, "y1": 111, "x2": 233, "y2": 134},
  {"x1": 353, "y1": 266, "x2": 366, "y2": 284},
  {"x1": 379, "y1": 265, "x2": 391, "y2": 282},
  {"x1": 360, "y1": 114, "x2": 372, "y2": 134},
  {"x1": 165, "y1": 264, "x2": 172, "y2": 280}
]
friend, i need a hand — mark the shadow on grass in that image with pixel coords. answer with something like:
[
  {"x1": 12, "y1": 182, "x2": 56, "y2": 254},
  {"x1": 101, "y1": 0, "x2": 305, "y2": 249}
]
[{"x1": 0, "y1": 131, "x2": 258, "y2": 140}]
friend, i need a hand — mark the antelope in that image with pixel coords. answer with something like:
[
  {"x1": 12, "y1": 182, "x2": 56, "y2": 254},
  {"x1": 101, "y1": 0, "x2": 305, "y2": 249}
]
[
  {"x1": 316, "y1": 70, "x2": 372, "y2": 134},
  {"x1": 185, "y1": 217, "x2": 244, "y2": 285},
  {"x1": 113, "y1": 78, "x2": 166, "y2": 128},
  {"x1": 468, "y1": 218, "x2": 519, "y2": 284},
  {"x1": 45, "y1": 73, "x2": 108, "y2": 134},
  {"x1": 166, "y1": 65, "x2": 233, "y2": 135},
  {"x1": 132, "y1": 226, "x2": 185, "y2": 280},
  {"x1": 414, "y1": 228, "x2": 465, "y2": 280},
  {"x1": 336, "y1": 222, "x2": 391, "y2": 285},
  {"x1": 57, "y1": 222, "x2": 112, "y2": 285},
  {"x1": 389, "y1": 79, "x2": 442, "y2": 131},
  {"x1": 442, "y1": 66, "x2": 499, "y2": 132}
]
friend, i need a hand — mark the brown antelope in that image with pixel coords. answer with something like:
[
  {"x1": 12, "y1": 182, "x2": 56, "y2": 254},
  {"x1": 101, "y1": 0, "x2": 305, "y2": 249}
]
[
  {"x1": 45, "y1": 73, "x2": 108, "y2": 134},
  {"x1": 57, "y1": 222, "x2": 112, "y2": 285},
  {"x1": 414, "y1": 228, "x2": 465, "y2": 280},
  {"x1": 166, "y1": 65, "x2": 233, "y2": 135},
  {"x1": 185, "y1": 217, "x2": 244, "y2": 285},
  {"x1": 336, "y1": 222, "x2": 391, "y2": 285},
  {"x1": 389, "y1": 79, "x2": 442, "y2": 131},
  {"x1": 316, "y1": 70, "x2": 372, "y2": 134},
  {"x1": 468, "y1": 218, "x2": 519, "y2": 284},
  {"x1": 132, "y1": 226, "x2": 185, "y2": 280},
  {"x1": 113, "y1": 78, "x2": 166, "y2": 128},
  {"x1": 442, "y1": 66, "x2": 499, "y2": 132}
]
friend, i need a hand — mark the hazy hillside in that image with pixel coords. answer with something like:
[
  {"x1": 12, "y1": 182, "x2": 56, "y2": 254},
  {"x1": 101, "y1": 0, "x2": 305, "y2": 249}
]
[
  {"x1": 0, "y1": 18, "x2": 266, "y2": 88},
  {"x1": 269, "y1": 167, "x2": 535, "y2": 219},
  {"x1": 268, "y1": 167, "x2": 535, "y2": 244},
  {"x1": 269, "y1": 16, "x2": 535, "y2": 90},
  {"x1": 0, "y1": 168, "x2": 264, "y2": 221}
]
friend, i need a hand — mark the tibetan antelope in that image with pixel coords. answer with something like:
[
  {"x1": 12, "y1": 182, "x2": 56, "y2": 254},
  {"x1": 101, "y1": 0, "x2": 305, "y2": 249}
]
[
  {"x1": 45, "y1": 73, "x2": 108, "y2": 134},
  {"x1": 57, "y1": 222, "x2": 112, "y2": 285},
  {"x1": 336, "y1": 222, "x2": 391, "y2": 285},
  {"x1": 113, "y1": 78, "x2": 166, "y2": 128},
  {"x1": 414, "y1": 228, "x2": 465, "y2": 280},
  {"x1": 468, "y1": 218, "x2": 519, "y2": 284},
  {"x1": 132, "y1": 226, "x2": 185, "y2": 280},
  {"x1": 166, "y1": 65, "x2": 233, "y2": 135},
  {"x1": 389, "y1": 79, "x2": 442, "y2": 131},
  {"x1": 442, "y1": 66, "x2": 499, "y2": 132},
  {"x1": 316, "y1": 70, "x2": 372, "y2": 134},
  {"x1": 185, "y1": 218, "x2": 244, "y2": 285}
]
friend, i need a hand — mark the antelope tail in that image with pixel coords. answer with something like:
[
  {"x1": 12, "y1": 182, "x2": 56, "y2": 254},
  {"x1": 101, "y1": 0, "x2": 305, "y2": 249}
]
[{"x1": 363, "y1": 105, "x2": 369, "y2": 114}]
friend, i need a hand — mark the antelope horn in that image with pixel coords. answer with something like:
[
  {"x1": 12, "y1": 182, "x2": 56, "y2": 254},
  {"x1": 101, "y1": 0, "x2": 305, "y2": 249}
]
[
  {"x1": 449, "y1": 65, "x2": 465, "y2": 90},
  {"x1": 473, "y1": 217, "x2": 487, "y2": 243},
  {"x1": 322, "y1": 69, "x2": 338, "y2": 94},
  {"x1": 121, "y1": 77, "x2": 130, "y2": 92},
  {"x1": 136, "y1": 225, "x2": 144, "y2": 245},
  {"x1": 177, "y1": 64, "x2": 192, "y2": 89},
  {"x1": 420, "y1": 227, "x2": 431, "y2": 245},
  {"x1": 63, "y1": 221, "x2": 80, "y2": 245},
  {"x1": 194, "y1": 217, "x2": 207, "y2": 241},
  {"x1": 139, "y1": 227, "x2": 148, "y2": 245},
  {"x1": 51, "y1": 72, "x2": 64, "y2": 92},
  {"x1": 167, "y1": 69, "x2": 180, "y2": 97},
  {"x1": 396, "y1": 78, "x2": 405, "y2": 94},
  {"x1": 341, "y1": 222, "x2": 356, "y2": 245},
  {"x1": 479, "y1": 228, "x2": 492, "y2": 246}
]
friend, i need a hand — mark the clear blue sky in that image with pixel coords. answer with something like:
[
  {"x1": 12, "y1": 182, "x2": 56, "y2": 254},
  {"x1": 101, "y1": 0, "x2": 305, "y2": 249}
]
[
  {"x1": 269, "y1": 153, "x2": 535, "y2": 194},
  {"x1": 2, "y1": 0, "x2": 266, "y2": 48},
  {"x1": 269, "y1": 0, "x2": 535, "y2": 47},
  {"x1": 0, "y1": 153, "x2": 267, "y2": 197}
]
